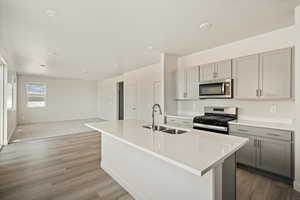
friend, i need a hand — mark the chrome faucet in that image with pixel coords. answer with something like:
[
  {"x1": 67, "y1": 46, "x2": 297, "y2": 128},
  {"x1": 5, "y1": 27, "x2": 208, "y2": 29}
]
[{"x1": 152, "y1": 104, "x2": 162, "y2": 130}]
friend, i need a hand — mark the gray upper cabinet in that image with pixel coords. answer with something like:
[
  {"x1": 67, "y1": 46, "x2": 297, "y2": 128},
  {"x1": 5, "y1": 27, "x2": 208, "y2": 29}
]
[
  {"x1": 200, "y1": 63, "x2": 215, "y2": 82},
  {"x1": 215, "y1": 60, "x2": 232, "y2": 80},
  {"x1": 199, "y1": 60, "x2": 232, "y2": 82},
  {"x1": 176, "y1": 65, "x2": 199, "y2": 100},
  {"x1": 233, "y1": 48, "x2": 292, "y2": 100},
  {"x1": 233, "y1": 55, "x2": 260, "y2": 99},
  {"x1": 259, "y1": 48, "x2": 292, "y2": 99}
]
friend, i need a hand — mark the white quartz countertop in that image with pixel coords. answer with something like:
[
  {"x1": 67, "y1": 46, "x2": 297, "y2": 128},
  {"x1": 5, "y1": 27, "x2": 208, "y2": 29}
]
[
  {"x1": 229, "y1": 119, "x2": 295, "y2": 131},
  {"x1": 86, "y1": 120, "x2": 248, "y2": 176}
]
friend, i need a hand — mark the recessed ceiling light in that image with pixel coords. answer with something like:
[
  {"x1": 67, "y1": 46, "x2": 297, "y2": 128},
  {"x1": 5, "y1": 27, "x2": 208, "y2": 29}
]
[
  {"x1": 199, "y1": 22, "x2": 212, "y2": 30},
  {"x1": 45, "y1": 10, "x2": 56, "y2": 17},
  {"x1": 40, "y1": 64, "x2": 47, "y2": 68}
]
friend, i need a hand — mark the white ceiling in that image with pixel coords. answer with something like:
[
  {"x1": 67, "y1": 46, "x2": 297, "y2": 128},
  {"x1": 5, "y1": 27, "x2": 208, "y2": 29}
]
[{"x1": 0, "y1": 0, "x2": 300, "y2": 80}]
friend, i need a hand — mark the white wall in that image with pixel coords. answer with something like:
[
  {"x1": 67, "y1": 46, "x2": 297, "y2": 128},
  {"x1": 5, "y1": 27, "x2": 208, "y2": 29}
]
[
  {"x1": 177, "y1": 26, "x2": 296, "y2": 123},
  {"x1": 294, "y1": 5, "x2": 300, "y2": 193},
  {"x1": 124, "y1": 63, "x2": 163, "y2": 122},
  {"x1": 7, "y1": 70, "x2": 17, "y2": 141},
  {"x1": 17, "y1": 75, "x2": 98, "y2": 124},
  {"x1": 98, "y1": 63, "x2": 163, "y2": 123}
]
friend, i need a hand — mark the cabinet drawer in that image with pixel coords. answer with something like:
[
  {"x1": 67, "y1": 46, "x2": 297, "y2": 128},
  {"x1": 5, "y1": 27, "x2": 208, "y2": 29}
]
[
  {"x1": 229, "y1": 124, "x2": 292, "y2": 141},
  {"x1": 229, "y1": 124, "x2": 261, "y2": 135},
  {"x1": 258, "y1": 128, "x2": 292, "y2": 141}
]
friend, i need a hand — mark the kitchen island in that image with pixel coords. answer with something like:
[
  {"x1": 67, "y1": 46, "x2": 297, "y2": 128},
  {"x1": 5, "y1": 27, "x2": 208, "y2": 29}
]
[{"x1": 86, "y1": 120, "x2": 248, "y2": 200}]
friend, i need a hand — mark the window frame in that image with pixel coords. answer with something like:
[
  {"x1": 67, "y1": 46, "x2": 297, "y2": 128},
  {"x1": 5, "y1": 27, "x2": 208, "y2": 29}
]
[{"x1": 25, "y1": 82, "x2": 47, "y2": 108}]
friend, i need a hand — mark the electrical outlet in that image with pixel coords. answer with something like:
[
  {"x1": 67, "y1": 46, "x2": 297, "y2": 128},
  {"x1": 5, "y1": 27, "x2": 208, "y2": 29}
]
[{"x1": 270, "y1": 105, "x2": 277, "y2": 113}]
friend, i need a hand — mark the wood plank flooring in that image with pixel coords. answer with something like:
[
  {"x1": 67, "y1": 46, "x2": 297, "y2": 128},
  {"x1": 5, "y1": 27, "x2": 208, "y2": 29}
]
[
  {"x1": 10, "y1": 118, "x2": 104, "y2": 143},
  {"x1": 0, "y1": 131, "x2": 299, "y2": 200},
  {"x1": 0, "y1": 132, "x2": 133, "y2": 200}
]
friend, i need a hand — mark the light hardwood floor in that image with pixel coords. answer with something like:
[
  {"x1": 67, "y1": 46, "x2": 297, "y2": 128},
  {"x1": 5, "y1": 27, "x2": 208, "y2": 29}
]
[
  {"x1": 10, "y1": 118, "x2": 104, "y2": 143},
  {"x1": 0, "y1": 131, "x2": 299, "y2": 200}
]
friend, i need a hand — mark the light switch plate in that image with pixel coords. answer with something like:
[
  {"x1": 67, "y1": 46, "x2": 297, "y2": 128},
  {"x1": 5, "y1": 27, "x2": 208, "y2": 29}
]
[{"x1": 270, "y1": 105, "x2": 277, "y2": 113}]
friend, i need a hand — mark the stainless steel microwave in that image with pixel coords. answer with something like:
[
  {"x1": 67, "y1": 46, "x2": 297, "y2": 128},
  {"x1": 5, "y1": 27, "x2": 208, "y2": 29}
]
[{"x1": 199, "y1": 79, "x2": 233, "y2": 99}]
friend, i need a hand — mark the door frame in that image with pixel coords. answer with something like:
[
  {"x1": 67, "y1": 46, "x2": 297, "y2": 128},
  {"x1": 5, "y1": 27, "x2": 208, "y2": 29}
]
[
  {"x1": 0, "y1": 58, "x2": 8, "y2": 146},
  {"x1": 116, "y1": 81, "x2": 124, "y2": 120}
]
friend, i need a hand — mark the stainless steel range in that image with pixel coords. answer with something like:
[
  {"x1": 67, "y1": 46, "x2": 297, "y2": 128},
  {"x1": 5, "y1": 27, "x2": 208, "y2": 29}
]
[{"x1": 193, "y1": 106, "x2": 237, "y2": 134}]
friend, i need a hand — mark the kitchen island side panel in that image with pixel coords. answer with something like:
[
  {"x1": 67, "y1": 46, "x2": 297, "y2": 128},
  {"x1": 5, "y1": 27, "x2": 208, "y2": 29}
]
[{"x1": 101, "y1": 134, "x2": 215, "y2": 200}]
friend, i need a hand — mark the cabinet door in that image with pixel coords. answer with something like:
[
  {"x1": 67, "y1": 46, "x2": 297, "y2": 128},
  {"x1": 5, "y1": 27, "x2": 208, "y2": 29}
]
[
  {"x1": 176, "y1": 66, "x2": 187, "y2": 99},
  {"x1": 260, "y1": 48, "x2": 292, "y2": 99},
  {"x1": 233, "y1": 55, "x2": 260, "y2": 99},
  {"x1": 257, "y1": 137, "x2": 291, "y2": 178},
  {"x1": 230, "y1": 132, "x2": 256, "y2": 167},
  {"x1": 199, "y1": 63, "x2": 215, "y2": 82},
  {"x1": 215, "y1": 60, "x2": 232, "y2": 80},
  {"x1": 186, "y1": 66, "x2": 199, "y2": 99}
]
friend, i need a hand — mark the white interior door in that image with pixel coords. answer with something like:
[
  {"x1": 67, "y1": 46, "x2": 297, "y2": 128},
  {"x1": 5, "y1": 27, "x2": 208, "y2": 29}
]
[{"x1": 125, "y1": 84, "x2": 137, "y2": 120}]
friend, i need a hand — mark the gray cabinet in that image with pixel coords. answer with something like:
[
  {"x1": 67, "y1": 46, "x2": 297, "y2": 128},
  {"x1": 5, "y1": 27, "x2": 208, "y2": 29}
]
[
  {"x1": 231, "y1": 132, "x2": 256, "y2": 167},
  {"x1": 259, "y1": 48, "x2": 292, "y2": 99},
  {"x1": 233, "y1": 48, "x2": 292, "y2": 100},
  {"x1": 233, "y1": 55, "x2": 260, "y2": 99},
  {"x1": 258, "y1": 137, "x2": 291, "y2": 177},
  {"x1": 229, "y1": 124, "x2": 293, "y2": 178},
  {"x1": 199, "y1": 60, "x2": 231, "y2": 82},
  {"x1": 176, "y1": 66, "x2": 199, "y2": 100}
]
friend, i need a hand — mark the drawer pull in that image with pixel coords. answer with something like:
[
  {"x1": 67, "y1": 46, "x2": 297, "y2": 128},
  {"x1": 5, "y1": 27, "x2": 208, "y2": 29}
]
[
  {"x1": 237, "y1": 129, "x2": 249, "y2": 132},
  {"x1": 266, "y1": 133, "x2": 280, "y2": 137}
]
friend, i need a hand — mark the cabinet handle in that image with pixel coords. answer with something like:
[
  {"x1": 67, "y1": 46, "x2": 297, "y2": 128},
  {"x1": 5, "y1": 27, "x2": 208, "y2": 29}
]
[
  {"x1": 260, "y1": 89, "x2": 263, "y2": 96},
  {"x1": 256, "y1": 89, "x2": 259, "y2": 97},
  {"x1": 266, "y1": 133, "x2": 280, "y2": 137},
  {"x1": 259, "y1": 140, "x2": 262, "y2": 166},
  {"x1": 237, "y1": 129, "x2": 249, "y2": 132}
]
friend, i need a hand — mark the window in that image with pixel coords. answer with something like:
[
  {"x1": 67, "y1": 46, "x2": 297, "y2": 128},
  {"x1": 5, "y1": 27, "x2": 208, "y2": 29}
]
[{"x1": 25, "y1": 83, "x2": 47, "y2": 108}]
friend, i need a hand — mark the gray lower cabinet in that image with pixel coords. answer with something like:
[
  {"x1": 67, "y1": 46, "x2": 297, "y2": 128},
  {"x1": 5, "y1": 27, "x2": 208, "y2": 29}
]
[
  {"x1": 232, "y1": 133, "x2": 256, "y2": 167},
  {"x1": 229, "y1": 124, "x2": 293, "y2": 178},
  {"x1": 258, "y1": 137, "x2": 291, "y2": 177}
]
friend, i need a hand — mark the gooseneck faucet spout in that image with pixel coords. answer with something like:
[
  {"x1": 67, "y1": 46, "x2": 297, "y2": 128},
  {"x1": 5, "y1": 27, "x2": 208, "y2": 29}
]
[{"x1": 152, "y1": 104, "x2": 162, "y2": 131}]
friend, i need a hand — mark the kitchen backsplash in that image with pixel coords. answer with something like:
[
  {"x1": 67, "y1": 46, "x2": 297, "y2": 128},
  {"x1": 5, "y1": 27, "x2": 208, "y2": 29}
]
[{"x1": 177, "y1": 99, "x2": 296, "y2": 124}]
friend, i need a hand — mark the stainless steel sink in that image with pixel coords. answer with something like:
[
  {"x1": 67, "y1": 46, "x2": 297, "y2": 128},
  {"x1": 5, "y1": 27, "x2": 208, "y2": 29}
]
[
  {"x1": 161, "y1": 129, "x2": 187, "y2": 134},
  {"x1": 142, "y1": 125, "x2": 168, "y2": 131},
  {"x1": 142, "y1": 125, "x2": 187, "y2": 134}
]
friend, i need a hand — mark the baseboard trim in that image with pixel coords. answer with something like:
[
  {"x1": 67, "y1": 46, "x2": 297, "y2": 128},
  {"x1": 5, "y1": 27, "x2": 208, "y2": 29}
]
[
  {"x1": 294, "y1": 181, "x2": 300, "y2": 192},
  {"x1": 101, "y1": 161, "x2": 148, "y2": 200}
]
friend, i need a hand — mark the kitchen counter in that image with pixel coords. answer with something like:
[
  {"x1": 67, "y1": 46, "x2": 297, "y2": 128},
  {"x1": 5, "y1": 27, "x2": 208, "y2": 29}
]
[
  {"x1": 86, "y1": 120, "x2": 247, "y2": 176},
  {"x1": 86, "y1": 120, "x2": 248, "y2": 200},
  {"x1": 229, "y1": 119, "x2": 295, "y2": 131}
]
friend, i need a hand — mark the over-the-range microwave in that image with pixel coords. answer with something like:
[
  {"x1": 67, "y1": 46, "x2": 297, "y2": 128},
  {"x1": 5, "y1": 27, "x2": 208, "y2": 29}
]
[{"x1": 199, "y1": 79, "x2": 233, "y2": 99}]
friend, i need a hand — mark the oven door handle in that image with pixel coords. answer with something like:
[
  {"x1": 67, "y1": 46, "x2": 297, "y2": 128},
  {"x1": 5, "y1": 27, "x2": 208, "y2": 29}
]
[
  {"x1": 221, "y1": 82, "x2": 225, "y2": 94},
  {"x1": 193, "y1": 123, "x2": 228, "y2": 132}
]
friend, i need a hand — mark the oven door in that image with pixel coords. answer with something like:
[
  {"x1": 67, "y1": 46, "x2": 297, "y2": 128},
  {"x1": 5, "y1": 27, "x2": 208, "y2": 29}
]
[
  {"x1": 199, "y1": 79, "x2": 232, "y2": 99},
  {"x1": 193, "y1": 123, "x2": 228, "y2": 134}
]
